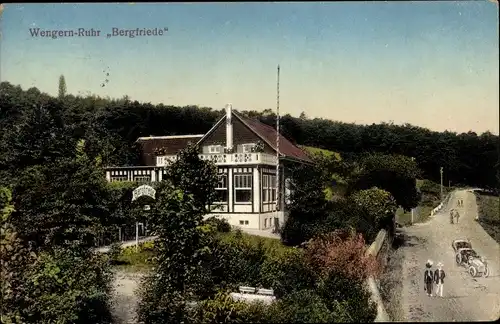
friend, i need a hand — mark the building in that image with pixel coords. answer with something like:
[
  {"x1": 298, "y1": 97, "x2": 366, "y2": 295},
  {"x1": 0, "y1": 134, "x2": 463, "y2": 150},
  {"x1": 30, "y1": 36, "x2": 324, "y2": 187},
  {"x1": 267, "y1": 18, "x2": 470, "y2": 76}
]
[{"x1": 104, "y1": 104, "x2": 313, "y2": 230}]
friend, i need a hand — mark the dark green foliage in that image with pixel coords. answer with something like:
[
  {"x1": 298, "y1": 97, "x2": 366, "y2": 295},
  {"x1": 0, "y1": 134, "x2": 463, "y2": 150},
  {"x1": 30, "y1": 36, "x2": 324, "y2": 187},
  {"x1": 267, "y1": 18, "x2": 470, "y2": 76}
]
[
  {"x1": 204, "y1": 216, "x2": 231, "y2": 232},
  {"x1": 10, "y1": 140, "x2": 112, "y2": 250},
  {"x1": 1, "y1": 81, "x2": 498, "y2": 190},
  {"x1": 58, "y1": 75, "x2": 67, "y2": 98},
  {"x1": 0, "y1": 84, "x2": 115, "y2": 323},
  {"x1": 281, "y1": 162, "x2": 381, "y2": 245},
  {"x1": 22, "y1": 248, "x2": 114, "y2": 324},
  {"x1": 137, "y1": 148, "x2": 219, "y2": 323},
  {"x1": 280, "y1": 163, "x2": 330, "y2": 246},
  {"x1": 317, "y1": 270, "x2": 377, "y2": 322},
  {"x1": 348, "y1": 153, "x2": 421, "y2": 210},
  {"x1": 259, "y1": 248, "x2": 316, "y2": 298},
  {"x1": 267, "y1": 289, "x2": 338, "y2": 323},
  {"x1": 163, "y1": 144, "x2": 219, "y2": 213},
  {"x1": 137, "y1": 183, "x2": 204, "y2": 323},
  {"x1": 350, "y1": 188, "x2": 398, "y2": 234}
]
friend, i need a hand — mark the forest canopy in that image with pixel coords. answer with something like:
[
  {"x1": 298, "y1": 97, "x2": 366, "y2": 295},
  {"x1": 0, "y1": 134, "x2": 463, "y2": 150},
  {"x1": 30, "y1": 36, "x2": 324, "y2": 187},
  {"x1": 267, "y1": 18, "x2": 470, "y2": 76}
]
[{"x1": 1, "y1": 81, "x2": 498, "y2": 190}]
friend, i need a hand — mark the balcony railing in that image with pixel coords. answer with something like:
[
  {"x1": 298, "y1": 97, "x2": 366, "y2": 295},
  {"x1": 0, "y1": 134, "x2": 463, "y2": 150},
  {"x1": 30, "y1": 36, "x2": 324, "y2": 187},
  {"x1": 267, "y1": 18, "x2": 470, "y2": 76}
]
[{"x1": 156, "y1": 153, "x2": 277, "y2": 167}]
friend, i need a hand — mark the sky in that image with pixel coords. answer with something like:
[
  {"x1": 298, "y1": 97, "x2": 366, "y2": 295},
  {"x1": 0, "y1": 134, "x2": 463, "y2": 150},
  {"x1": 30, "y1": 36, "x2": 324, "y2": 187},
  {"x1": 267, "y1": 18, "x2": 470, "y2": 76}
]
[{"x1": 1, "y1": 2, "x2": 498, "y2": 135}]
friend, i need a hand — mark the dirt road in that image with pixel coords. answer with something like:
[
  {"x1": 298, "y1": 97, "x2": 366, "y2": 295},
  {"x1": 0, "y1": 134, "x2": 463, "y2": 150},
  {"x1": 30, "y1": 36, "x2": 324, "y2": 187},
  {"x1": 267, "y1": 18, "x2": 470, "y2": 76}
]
[
  {"x1": 399, "y1": 189, "x2": 500, "y2": 321},
  {"x1": 112, "y1": 271, "x2": 145, "y2": 324}
]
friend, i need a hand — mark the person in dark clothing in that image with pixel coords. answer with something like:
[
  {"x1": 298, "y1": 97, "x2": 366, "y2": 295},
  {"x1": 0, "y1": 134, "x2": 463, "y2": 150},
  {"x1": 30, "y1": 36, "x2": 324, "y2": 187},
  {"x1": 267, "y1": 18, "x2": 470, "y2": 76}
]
[{"x1": 424, "y1": 260, "x2": 434, "y2": 296}]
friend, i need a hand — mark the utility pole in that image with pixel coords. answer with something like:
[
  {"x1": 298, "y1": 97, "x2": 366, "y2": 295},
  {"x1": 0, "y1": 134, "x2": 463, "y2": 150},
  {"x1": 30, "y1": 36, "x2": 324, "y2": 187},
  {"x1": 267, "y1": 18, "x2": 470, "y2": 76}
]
[{"x1": 440, "y1": 167, "x2": 444, "y2": 200}]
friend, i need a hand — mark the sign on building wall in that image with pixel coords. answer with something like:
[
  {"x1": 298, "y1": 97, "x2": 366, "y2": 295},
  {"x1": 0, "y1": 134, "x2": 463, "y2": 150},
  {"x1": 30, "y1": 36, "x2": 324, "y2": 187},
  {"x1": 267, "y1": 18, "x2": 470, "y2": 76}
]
[{"x1": 132, "y1": 184, "x2": 156, "y2": 202}]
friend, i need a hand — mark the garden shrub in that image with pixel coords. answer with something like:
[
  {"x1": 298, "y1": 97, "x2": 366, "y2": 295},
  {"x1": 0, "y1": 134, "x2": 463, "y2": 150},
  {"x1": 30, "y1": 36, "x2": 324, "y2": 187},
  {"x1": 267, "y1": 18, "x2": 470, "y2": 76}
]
[
  {"x1": 305, "y1": 229, "x2": 380, "y2": 281},
  {"x1": 204, "y1": 216, "x2": 231, "y2": 233},
  {"x1": 317, "y1": 270, "x2": 377, "y2": 322},
  {"x1": 260, "y1": 247, "x2": 315, "y2": 298},
  {"x1": 267, "y1": 289, "x2": 337, "y2": 323}
]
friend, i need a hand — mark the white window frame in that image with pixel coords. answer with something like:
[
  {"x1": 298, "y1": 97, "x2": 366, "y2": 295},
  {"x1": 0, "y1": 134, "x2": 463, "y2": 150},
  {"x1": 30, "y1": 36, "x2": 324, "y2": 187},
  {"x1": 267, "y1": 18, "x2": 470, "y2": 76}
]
[
  {"x1": 215, "y1": 174, "x2": 228, "y2": 203},
  {"x1": 242, "y1": 143, "x2": 256, "y2": 153},
  {"x1": 133, "y1": 175, "x2": 151, "y2": 184},
  {"x1": 208, "y1": 145, "x2": 222, "y2": 154},
  {"x1": 110, "y1": 175, "x2": 128, "y2": 182},
  {"x1": 234, "y1": 174, "x2": 252, "y2": 204},
  {"x1": 262, "y1": 174, "x2": 270, "y2": 203},
  {"x1": 262, "y1": 174, "x2": 276, "y2": 203}
]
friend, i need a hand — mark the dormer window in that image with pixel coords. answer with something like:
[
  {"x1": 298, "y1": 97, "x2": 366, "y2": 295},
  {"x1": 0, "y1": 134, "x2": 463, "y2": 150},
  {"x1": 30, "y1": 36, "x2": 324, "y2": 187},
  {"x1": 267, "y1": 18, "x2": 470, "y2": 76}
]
[
  {"x1": 242, "y1": 143, "x2": 256, "y2": 153},
  {"x1": 208, "y1": 145, "x2": 222, "y2": 154}
]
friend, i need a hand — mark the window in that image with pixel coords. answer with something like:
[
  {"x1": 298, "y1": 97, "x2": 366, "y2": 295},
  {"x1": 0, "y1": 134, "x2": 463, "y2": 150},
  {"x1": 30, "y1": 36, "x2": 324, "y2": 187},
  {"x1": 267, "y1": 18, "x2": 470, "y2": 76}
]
[
  {"x1": 215, "y1": 174, "x2": 228, "y2": 202},
  {"x1": 262, "y1": 174, "x2": 276, "y2": 203},
  {"x1": 262, "y1": 175, "x2": 270, "y2": 202},
  {"x1": 133, "y1": 175, "x2": 151, "y2": 183},
  {"x1": 208, "y1": 145, "x2": 222, "y2": 153},
  {"x1": 239, "y1": 220, "x2": 249, "y2": 225},
  {"x1": 110, "y1": 175, "x2": 128, "y2": 182},
  {"x1": 242, "y1": 143, "x2": 256, "y2": 153},
  {"x1": 234, "y1": 174, "x2": 252, "y2": 203}
]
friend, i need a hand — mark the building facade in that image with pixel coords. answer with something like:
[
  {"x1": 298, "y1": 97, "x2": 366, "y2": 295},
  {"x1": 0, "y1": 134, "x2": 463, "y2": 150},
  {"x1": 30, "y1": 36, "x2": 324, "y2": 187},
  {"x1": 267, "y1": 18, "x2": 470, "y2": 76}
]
[{"x1": 104, "y1": 104, "x2": 313, "y2": 230}]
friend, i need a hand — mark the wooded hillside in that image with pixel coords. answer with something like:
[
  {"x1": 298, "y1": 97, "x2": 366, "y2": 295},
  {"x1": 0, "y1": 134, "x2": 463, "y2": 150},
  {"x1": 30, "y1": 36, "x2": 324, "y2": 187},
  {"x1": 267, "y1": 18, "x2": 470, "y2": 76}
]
[{"x1": 1, "y1": 81, "x2": 498, "y2": 190}]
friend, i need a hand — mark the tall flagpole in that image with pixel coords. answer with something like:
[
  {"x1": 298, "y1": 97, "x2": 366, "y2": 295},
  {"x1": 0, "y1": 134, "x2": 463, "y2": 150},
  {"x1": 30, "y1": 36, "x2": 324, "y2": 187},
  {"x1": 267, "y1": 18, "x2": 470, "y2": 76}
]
[{"x1": 275, "y1": 65, "x2": 280, "y2": 221}]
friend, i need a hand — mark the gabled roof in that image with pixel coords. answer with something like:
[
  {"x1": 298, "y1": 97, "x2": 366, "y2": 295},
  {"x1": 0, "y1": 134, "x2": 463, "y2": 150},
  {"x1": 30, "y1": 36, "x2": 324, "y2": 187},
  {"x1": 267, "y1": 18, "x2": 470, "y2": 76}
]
[
  {"x1": 235, "y1": 112, "x2": 312, "y2": 163},
  {"x1": 196, "y1": 110, "x2": 312, "y2": 164},
  {"x1": 136, "y1": 135, "x2": 204, "y2": 165}
]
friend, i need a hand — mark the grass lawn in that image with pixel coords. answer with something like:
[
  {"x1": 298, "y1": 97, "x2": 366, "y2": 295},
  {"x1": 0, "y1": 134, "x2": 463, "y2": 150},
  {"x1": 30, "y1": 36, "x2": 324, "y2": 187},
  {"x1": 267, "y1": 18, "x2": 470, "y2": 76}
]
[
  {"x1": 396, "y1": 179, "x2": 453, "y2": 226},
  {"x1": 216, "y1": 229, "x2": 290, "y2": 255},
  {"x1": 299, "y1": 145, "x2": 342, "y2": 161},
  {"x1": 475, "y1": 193, "x2": 500, "y2": 245},
  {"x1": 111, "y1": 229, "x2": 289, "y2": 272},
  {"x1": 111, "y1": 241, "x2": 156, "y2": 273},
  {"x1": 396, "y1": 205, "x2": 434, "y2": 226}
]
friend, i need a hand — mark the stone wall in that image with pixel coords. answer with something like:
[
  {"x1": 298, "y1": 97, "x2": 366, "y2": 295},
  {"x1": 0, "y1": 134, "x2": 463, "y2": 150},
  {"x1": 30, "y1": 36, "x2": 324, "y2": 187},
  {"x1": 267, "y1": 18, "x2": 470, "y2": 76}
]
[{"x1": 366, "y1": 229, "x2": 391, "y2": 322}]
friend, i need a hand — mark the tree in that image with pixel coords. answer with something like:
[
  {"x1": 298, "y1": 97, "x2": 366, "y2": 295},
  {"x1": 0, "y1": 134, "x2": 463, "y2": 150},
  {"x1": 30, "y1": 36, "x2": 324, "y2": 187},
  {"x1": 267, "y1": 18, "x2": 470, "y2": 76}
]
[
  {"x1": 0, "y1": 100, "x2": 75, "y2": 184},
  {"x1": 348, "y1": 153, "x2": 421, "y2": 211},
  {"x1": 11, "y1": 139, "x2": 112, "y2": 250},
  {"x1": 58, "y1": 75, "x2": 67, "y2": 98},
  {"x1": 163, "y1": 144, "x2": 218, "y2": 213},
  {"x1": 1, "y1": 187, "x2": 37, "y2": 324},
  {"x1": 350, "y1": 187, "x2": 398, "y2": 233},
  {"x1": 138, "y1": 149, "x2": 218, "y2": 323},
  {"x1": 280, "y1": 162, "x2": 330, "y2": 246},
  {"x1": 137, "y1": 181, "x2": 210, "y2": 323},
  {"x1": 1, "y1": 184, "x2": 114, "y2": 324}
]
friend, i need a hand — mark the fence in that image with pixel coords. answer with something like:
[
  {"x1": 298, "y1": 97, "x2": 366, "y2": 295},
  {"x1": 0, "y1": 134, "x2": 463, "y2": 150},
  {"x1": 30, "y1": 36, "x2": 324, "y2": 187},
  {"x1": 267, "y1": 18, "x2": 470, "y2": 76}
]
[
  {"x1": 94, "y1": 222, "x2": 151, "y2": 248},
  {"x1": 430, "y1": 192, "x2": 452, "y2": 217}
]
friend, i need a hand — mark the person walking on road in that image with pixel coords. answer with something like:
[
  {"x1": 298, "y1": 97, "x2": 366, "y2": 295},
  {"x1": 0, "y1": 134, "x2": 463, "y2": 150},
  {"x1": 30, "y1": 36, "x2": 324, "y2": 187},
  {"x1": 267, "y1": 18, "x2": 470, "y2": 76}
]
[
  {"x1": 424, "y1": 260, "x2": 434, "y2": 297},
  {"x1": 450, "y1": 209, "x2": 456, "y2": 224},
  {"x1": 434, "y1": 262, "x2": 446, "y2": 297}
]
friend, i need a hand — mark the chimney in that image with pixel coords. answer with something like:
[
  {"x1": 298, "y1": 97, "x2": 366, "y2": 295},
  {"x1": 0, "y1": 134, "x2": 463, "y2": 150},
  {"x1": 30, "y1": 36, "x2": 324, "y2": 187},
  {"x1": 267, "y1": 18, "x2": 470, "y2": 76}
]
[{"x1": 225, "y1": 103, "x2": 233, "y2": 150}]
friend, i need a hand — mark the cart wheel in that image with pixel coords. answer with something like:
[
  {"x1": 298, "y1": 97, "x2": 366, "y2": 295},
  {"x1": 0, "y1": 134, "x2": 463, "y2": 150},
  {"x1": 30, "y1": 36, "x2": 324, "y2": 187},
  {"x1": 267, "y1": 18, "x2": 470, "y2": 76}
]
[
  {"x1": 484, "y1": 267, "x2": 489, "y2": 278},
  {"x1": 469, "y1": 266, "x2": 477, "y2": 277},
  {"x1": 455, "y1": 254, "x2": 461, "y2": 265}
]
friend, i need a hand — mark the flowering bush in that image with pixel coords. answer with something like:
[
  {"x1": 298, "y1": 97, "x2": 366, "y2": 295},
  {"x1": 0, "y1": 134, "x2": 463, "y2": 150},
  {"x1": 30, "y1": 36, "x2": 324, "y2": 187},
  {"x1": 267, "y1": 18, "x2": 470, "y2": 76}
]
[{"x1": 305, "y1": 229, "x2": 380, "y2": 281}]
